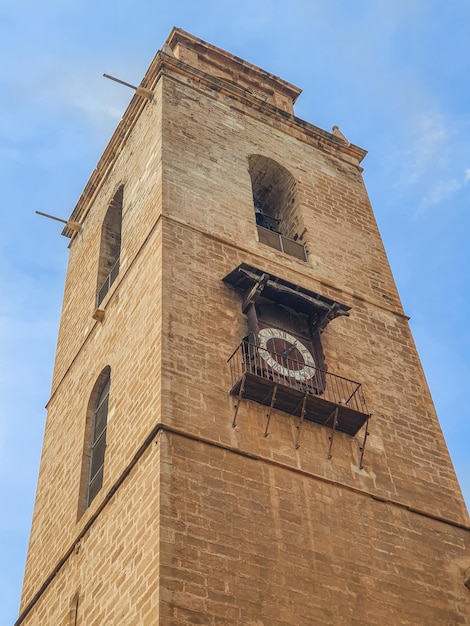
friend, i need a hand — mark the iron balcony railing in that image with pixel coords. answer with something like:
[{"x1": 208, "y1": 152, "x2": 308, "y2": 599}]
[
  {"x1": 257, "y1": 225, "x2": 307, "y2": 261},
  {"x1": 227, "y1": 341, "x2": 369, "y2": 436},
  {"x1": 97, "y1": 257, "x2": 120, "y2": 307}
]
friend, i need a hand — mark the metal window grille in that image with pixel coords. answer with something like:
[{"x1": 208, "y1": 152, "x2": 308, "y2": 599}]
[
  {"x1": 97, "y1": 258, "x2": 120, "y2": 307},
  {"x1": 86, "y1": 377, "x2": 110, "y2": 507},
  {"x1": 257, "y1": 225, "x2": 307, "y2": 261}
]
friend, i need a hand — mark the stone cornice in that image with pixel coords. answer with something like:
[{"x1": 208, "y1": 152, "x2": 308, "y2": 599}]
[{"x1": 166, "y1": 27, "x2": 302, "y2": 105}]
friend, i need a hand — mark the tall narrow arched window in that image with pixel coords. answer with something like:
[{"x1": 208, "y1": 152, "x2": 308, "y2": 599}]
[
  {"x1": 87, "y1": 374, "x2": 110, "y2": 506},
  {"x1": 96, "y1": 186, "x2": 123, "y2": 307},
  {"x1": 78, "y1": 367, "x2": 111, "y2": 517},
  {"x1": 248, "y1": 155, "x2": 307, "y2": 261}
]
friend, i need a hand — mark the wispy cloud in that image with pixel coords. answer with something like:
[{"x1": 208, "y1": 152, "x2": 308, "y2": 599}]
[
  {"x1": 55, "y1": 73, "x2": 130, "y2": 126},
  {"x1": 406, "y1": 111, "x2": 448, "y2": 184},
  {"x1": 419, "y1": 177, "x2": 462, "y2": 209},
  {"x1": 383, "y1": 107, "x2": 469, "y2": 214}
]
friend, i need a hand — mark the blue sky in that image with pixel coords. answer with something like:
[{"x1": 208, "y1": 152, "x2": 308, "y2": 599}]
[{"x1": 1, "y1": 1, "x2": 469, "y2": 623}]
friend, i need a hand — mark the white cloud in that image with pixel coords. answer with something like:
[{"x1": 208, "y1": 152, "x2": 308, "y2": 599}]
[
  {"x1": 405, "y1": 111, "x2": 448, "y2": 184},
  {"x1": 43, "y1": 70, "x2": 131, "y2": 132},
  {"x1": 382, "y1": 106, "x2": 469, "y2": 216},
  {"x1": 419, "y1": 178, "x2": 462, "y2": 209}
]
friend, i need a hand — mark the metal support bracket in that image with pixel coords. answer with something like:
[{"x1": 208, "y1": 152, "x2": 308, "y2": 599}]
[
  {"x1": 294, "y1": 393, "x2": 308, "y2": 449},
  {"x1": 264, "y1": 384, "x2": 278, "y2": 437},
  {"x1": 358, "y1": 415, "x2": 371, "y2": 469},
  {"x1": 327, "y1": 406, "x2": 339, "y2": 460},
  {"x1": 232, "y1": 373, "x2": 246, "y2": 428}
]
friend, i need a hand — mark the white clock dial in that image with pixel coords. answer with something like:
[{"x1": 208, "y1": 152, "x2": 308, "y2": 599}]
[{"x1": 257, "y1": 328, "x2": 316, "y2": 381}]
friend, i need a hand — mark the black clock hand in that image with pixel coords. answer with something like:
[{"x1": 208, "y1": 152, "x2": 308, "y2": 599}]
[{"x1": 282, "y1": 342, "x2": 297, "y2": 357}]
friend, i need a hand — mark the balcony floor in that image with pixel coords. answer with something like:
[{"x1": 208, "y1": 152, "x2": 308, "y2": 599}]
[{"x1": 230, "y1": 372, "x2": 369, "y2": 436}]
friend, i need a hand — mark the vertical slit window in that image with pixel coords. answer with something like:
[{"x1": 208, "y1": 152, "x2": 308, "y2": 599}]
[
  {"x1": 78, "y1": 366, "x2": 111, "y2": 518},
  {"x1": 96, "y1": 186, "x2": 123, "y2": 307},
  {"x1": 86, "y1": 375, "x2": 110, "y2": 507}
]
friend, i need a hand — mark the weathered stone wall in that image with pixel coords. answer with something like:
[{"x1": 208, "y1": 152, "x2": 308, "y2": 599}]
[
  {"x1": 159, "y1": 431, "x2": 469, "y2": 625},
  {"x1": 20, "y1": 438, "x2": 162, "y2": 625},
  {"x1": 49, "y1": 81, "x2": 164, "y2": 394},
  {"x1": 20, "y1": 84, "x2": 164, "y2": 615},
  {"x1": 156, "y1": 56, "x2": 469, "y2": 623},
  {"x1": 160, "y1": 70, "x2": 467, "y2": 524}
]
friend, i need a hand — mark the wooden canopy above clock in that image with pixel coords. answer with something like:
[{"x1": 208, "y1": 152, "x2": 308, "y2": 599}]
[{"x1": 222, "y1": 263, "x2": 350, "y2": 334}]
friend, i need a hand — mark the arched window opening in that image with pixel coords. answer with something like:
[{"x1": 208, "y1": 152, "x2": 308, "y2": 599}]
[
  {"x1": 77, "y1": 367, "x2": 111, "y2": 518},
  {"x1": 248, "y1": 155, "x2": 307, "y2": 261},
  {"x1": 96, "y1": 186, "x2": 123, "y2": 307},
  {"x1": 87, "y1": 374, "x2": 110, "y2": 506}
]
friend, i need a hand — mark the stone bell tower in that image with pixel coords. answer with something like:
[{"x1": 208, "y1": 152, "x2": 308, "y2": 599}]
[{"x1": 18, "y1": 28, "x2": 469, "y2": 625}]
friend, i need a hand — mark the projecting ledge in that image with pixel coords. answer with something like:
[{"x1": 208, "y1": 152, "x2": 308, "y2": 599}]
[{"x1": 230, "y1": 373, "x2": 369, "y2": 437}]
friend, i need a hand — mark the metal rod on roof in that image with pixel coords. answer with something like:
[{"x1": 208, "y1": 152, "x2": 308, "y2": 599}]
[
  {"x1": 103, "y1": 73, "x2": 153, "y2": 99},
  {"x1": 103, "y1": 73, "x2": 138, "y2": 90},
  {"x1": 35, "y1": 211, "x2": 68, "y2": 225},
  {"x1": 35, "y1": 211, "x2": 81, "y2": 233}
]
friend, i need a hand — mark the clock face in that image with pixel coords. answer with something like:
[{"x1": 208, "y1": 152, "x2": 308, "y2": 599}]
[{"x1": 257, "y1": 327, "x2": 316, "y2": 382}]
